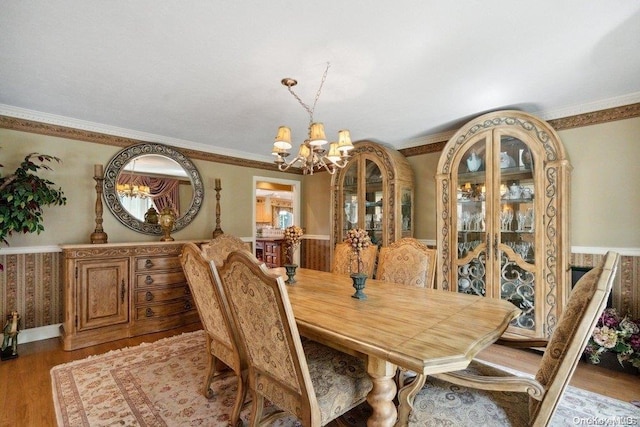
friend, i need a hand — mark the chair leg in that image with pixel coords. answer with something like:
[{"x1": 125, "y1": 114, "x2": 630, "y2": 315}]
[
  {"x1": 203, "y1": 353, "x2": 217, "y2": 399},
  {"x1": 230, "y1": 371, "x2": 247, "y2": 427},
  {"x1": 396, "y1": 374, "x2": 426, "y2": 426},
  {"x1": 249, "y1": 391, "x2": 264, "y2": 427}
]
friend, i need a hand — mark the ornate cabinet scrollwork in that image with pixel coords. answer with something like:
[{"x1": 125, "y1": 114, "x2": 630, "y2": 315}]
[
  {"x1": 436, "y1": 111, "x2": 571, "y2": 339},
  {"x1": 331, "y1": 140, "x2": 414, "y2": 251}
]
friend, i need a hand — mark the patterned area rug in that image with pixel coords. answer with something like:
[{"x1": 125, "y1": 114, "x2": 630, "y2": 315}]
[{"x1": 51, "y1": 330, "x2": 639, "y2": 426}]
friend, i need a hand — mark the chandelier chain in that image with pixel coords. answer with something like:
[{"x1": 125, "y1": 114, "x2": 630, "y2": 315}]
[{"x1": 286, "y1": 62, "x2": 330, "y2": 125}]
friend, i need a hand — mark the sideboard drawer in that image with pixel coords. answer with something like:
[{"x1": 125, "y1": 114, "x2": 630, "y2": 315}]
[
  {"x1": 135, "y1": 298, "x2": 194, "y2": 320},
  {"x1": 135, "y1": 271, "x2": 186, "y2": 288},
  {"x1": 135, "y1": 256, "x2": 182, "y2": 272},
  {"x1": 135, "y1": 285, "x2": 191, "y2": 304}
]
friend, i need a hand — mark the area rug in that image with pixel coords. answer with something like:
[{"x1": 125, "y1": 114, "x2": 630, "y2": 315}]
[{"x1": 51, "y1": 330, "x2": 639, "y2": 426}]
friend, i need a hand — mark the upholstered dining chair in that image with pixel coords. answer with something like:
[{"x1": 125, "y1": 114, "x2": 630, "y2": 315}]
[
  {"x1": 201, "y1": 233, "x2": 250, "y2": 268},
  {"x1": 331, "y1": 241, "x2": 378, "y2": 278},
  {"x1": 217, "y1": 249, "x2": 373, "y2": 426},
  {"x1": 399, "y1": 251, "x2": 620, "y2": 427},
  {"x1": 201, "y1": 233, "x2": 286, "y2": 278},
  {"x1": 376, "y1": 237, "x2": 436, "y2": 288},
  {"x1": 179, "y1": 242, "x2": 246, "y2": 427}
]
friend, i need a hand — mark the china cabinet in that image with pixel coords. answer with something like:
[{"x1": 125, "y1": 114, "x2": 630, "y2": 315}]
[
  {"x1": 60, "y1": 241, "x2": 202, "y2": 350},
  {"x1": 331, "y1": 140, "x2": 414, "y2": 251},
  {"x1": 436, "y1": 111, "x2": 571, "y2": 339}
]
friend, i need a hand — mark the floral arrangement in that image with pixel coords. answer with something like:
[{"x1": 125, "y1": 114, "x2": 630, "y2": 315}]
[
  {"x1": 283, "y1": 225, "x2": 304, "y2": 264},
  {"x1": 583, "y1": 307, "x2": 640, "y2": 368},
  {"x1": 345, "y1": 228, "x2": 371, "y2": 274}
]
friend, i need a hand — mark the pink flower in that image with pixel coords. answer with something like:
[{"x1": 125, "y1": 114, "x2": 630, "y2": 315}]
[{"x1": 592, "y1": 326, "x2": 618, "y2": 349}]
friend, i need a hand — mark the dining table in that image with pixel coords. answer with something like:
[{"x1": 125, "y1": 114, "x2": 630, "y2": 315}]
[{"x1": 285, "y1": 268, "x2": 521, "y2": 427}]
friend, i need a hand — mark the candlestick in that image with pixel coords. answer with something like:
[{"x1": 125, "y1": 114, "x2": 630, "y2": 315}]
[
  {"x1": 90, "y1": 172, "x2": 108, "y2": 244},
  {"x1": 213, "y1": 178, "x2": 224, "y2": 237}
]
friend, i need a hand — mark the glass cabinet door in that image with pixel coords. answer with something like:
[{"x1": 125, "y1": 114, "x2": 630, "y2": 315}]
[
  {"x1": 497, "y1": 134, "x2": 537, "y2": 331},
  {"x1": 341, "y1": 162, "x2": 359, "y2": 243},
  {"x1": 365, "y1": 159, "x2": 383, "y2": 245},
  {"x1": 456, "y1": 137, "x2": 489, "y2": 297}
]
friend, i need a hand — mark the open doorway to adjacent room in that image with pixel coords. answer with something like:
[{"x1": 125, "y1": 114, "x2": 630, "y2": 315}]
[{"x1": 253, "y1": 177, "x2": 301, "y2": 265}]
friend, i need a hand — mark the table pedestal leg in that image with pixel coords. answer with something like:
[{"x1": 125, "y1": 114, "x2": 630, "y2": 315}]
[{"x1": 366, "y1": 357, "x2": 397, "y2": 427}]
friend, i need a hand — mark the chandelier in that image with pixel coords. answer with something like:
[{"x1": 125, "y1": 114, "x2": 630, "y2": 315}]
[
  {"x1": 271, "y1": 63, "x2": 353, "y2": 175},
  {"x1": 116, "y1": 159, "x2": 151, "y2": 198}
]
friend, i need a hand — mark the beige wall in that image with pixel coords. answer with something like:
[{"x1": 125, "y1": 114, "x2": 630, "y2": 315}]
[
  {"x1": 301, "y1": 172, "x2": 332, "y2": 235},
  {"x1": 0, "y1": 129, "x2": 301, "y2": 246},
  {"x1": 559, "y1": 117, "x2": 640, "y2": 248}
]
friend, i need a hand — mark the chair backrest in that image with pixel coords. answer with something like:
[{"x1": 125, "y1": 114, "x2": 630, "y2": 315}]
[
  {"x1": 201, "y1": 233, "x2": 249, "y2": 268},
  {"x1": 179, "y1": 242, "x2": 242, "y2": 373},
  {"x1": 217, "y1": 249, "x2": 321, "y2": 426},
  {"x1": 531, "y1": 251, "x2": 619, "y2": 426},
  {"x1": 332, "y1": 242, "x2": 378, "y2": 278},
  {"x1": 376, "y1": 238, "x2": 436, "y2": 288}
]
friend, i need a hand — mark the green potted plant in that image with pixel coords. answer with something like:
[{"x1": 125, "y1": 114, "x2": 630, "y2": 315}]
[{"x1": 0, "y1": 152, "x2": 67, "y2": 270}]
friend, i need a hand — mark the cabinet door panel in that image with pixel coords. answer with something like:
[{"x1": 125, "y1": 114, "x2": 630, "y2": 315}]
[{"x1": 78, "y1": 258, "x2": 129, "y2": 331}]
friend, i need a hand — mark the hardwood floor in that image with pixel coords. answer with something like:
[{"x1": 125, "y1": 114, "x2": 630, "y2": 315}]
[{"x1": 1, "y1": 324, "x2": 638, "y2": 427}]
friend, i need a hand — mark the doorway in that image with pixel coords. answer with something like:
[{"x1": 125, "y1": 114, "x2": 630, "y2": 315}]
[{"x1": 253, "y1": 176, "x2": 301, "y2": 264}]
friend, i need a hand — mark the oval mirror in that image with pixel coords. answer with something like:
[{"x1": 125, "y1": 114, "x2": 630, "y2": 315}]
[{"x1": 103, "y1": 143, "x2": 204, "y2": 235}]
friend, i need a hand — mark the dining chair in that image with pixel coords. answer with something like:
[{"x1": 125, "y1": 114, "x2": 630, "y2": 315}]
[
  {"x1": 375, "y1": 237, "x2": 436, "y2": 288},
  {"x1": 179, "y1": 242, "x2": 246, "y2": 427},
  {"x1": 201, "y1": 233, "x2": 251, "y2": 268},
  {"x1": 201, "y1": 233, "x2": 286, "y2": 278},
  {"x1": 376, "y1": 238, "x2": 437, "y2": 389},
  {"x1": 331, "y1": 241, "x2": 378, "y2": 278},
  {"x1": 399, "y1": 251, "x2": 620, "y2": 427},
  {"x1": 217, "y1": 249, "x2": 373, "y2": 426}
]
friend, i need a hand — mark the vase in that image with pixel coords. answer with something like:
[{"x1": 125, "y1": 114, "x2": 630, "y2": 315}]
[
  {"x1": 284, "y1": 264, "x2": 298, "y2": 284},
  {"x1": 351, "y1": 273, "x2": 368, "y2": 300}
]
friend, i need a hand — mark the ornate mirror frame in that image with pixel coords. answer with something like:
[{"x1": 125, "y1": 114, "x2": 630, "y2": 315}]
[{"x1": 103, "y1": 143, "x2": 204, "y2": 235}]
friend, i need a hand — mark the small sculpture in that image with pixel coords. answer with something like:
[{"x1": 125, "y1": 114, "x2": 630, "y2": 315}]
[
  {"x1": 144, "y1": 206, "x2": 159, "y2": 224},
  {"x1": 1, "y1": 311, "x2": 20, "y2": 360},
  {"x1": 158, "y1": 207, "x2": 176, "y2": 242}
]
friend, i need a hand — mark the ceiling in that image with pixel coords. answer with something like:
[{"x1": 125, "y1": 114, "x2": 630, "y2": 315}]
[{"x1": 2, "y1": 1, "x2": 640, "y2": 164}]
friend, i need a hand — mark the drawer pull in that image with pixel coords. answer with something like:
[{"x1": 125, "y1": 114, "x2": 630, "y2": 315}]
[
  {"x1": 145, "y1": 307, "x2": 154, "y2": 317},
  {"x1": 184, "y1": 301, "x2": 192, "y2": 310},
  {"x1": 145, "y1": 291, "x2": 154, "y2": 301},
  {"x1": 145, "y1": 259, "x2": 154, "y2": 269},
  {"x1": 145, "y1": 275, "x2": 154, "y2": 285},
  {"x1": 121, "y1": 280, "x2": 125, "y2": 303}
]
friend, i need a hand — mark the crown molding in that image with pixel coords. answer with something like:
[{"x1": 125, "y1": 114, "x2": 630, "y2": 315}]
[
  {"x1": 0, "y1": 104, "x2": 302, "y2": 174},
  {"x1": 398, "y1": 101, "x2": 640, "y2": 157}
]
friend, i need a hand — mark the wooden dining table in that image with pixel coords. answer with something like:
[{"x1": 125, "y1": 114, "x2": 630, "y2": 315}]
[{"x1": 285, "y1": 268, "x2": 521, "y2": 427}]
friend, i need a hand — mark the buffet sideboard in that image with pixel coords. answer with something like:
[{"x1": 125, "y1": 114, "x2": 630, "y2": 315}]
[{"x1": 60, "y1": 241, "x2": 203, "y2": 350}]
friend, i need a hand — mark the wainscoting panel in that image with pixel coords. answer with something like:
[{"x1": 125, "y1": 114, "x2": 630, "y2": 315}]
[
  {"x1": 0, "y1": 252, "x2": 63, "y2": 329},
  {"x1": 300, "y1": 238, "x2": 331, "y2": 272}
]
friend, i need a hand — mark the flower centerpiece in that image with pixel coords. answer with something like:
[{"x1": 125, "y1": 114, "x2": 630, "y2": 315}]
[
  {"x1": 283, "y1": 225, "x2": 304, "y2": 284},
  {"x1": 583, "y1": 308, "x2": 640, "y2": 370},
  {"x1": 345, "y1": 228, "x2": 371, "y2": 299}
]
